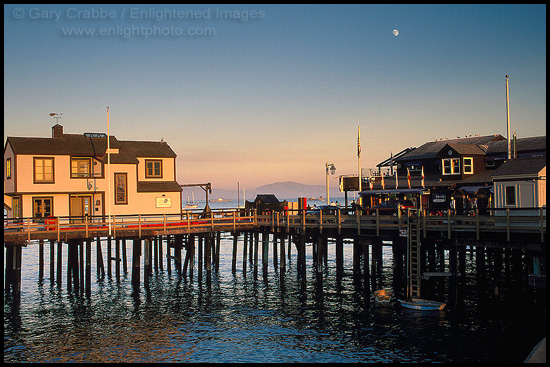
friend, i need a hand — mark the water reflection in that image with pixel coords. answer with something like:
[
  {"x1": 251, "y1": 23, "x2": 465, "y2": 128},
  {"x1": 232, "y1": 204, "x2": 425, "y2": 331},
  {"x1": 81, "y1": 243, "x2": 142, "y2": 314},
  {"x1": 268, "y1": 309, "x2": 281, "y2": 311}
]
[{"x1": 4, "y1": 236, "x2": 547, "y2": 363}]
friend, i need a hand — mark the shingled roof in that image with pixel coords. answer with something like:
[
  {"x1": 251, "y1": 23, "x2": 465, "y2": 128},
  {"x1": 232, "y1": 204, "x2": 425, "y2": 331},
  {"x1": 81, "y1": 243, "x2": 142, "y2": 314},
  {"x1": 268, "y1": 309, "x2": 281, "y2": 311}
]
[
  {"x1": 491, "y1": 157, "x2": 546, "y2": 178},
  {"x1": 5, "y1": 130, "x2": 177, "y2": 164},
  {"x1": 395, "y1": 135, "x2": 505, "y2": 162}
]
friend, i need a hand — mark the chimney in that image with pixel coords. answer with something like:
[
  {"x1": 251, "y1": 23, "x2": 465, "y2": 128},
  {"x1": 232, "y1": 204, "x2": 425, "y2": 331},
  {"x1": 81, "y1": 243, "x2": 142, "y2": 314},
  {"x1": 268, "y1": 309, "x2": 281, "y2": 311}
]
[{"x1": 52, "y1": 124, "x2": 63, "y2": 138}]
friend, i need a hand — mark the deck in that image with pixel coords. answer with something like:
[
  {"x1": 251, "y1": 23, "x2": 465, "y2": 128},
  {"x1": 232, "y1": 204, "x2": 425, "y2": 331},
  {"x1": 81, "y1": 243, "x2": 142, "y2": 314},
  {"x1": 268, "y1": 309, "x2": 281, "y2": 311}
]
[{"x1": 4, "y1": 207, "x2": 546, "y2": 247}]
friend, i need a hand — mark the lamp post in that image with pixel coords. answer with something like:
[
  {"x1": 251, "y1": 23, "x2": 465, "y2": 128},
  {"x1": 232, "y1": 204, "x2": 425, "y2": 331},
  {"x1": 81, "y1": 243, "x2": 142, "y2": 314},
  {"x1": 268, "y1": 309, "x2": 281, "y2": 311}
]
[{"x1": 325, "y1": 162, "x2": 336, "y2": 204}]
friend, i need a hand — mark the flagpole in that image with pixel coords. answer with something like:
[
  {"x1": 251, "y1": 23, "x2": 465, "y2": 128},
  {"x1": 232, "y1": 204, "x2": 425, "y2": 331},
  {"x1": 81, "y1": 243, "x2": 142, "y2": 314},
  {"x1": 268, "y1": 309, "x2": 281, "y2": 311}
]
[
  {"x1": 107, "y1": 107, "x2": 111, "y2": 237},
  {"x1": 357, "y1": 126, "x2": 362, "y2": 207}
]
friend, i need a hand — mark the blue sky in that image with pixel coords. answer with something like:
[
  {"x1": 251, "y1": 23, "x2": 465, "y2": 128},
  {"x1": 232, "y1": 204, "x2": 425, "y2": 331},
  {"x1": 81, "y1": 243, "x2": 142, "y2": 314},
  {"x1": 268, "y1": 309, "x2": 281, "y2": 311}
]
[{"x1": 4, "y1": 4, "x2": 546, "y2": 190}]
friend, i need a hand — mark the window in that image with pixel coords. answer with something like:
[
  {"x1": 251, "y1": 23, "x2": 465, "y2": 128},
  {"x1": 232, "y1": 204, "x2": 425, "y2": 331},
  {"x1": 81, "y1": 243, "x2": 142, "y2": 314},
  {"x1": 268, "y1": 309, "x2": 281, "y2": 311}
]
[
  {"x1": 34, "y1": 157, "x2": 54, "y2": 183},
  {"x1": 145, "y1": 160, "x2": 163, "y2": 178},
  {"x1": 463, "y1": 157, "x2": 474, "y2": 174},
  {"x1": 6, "y1": 158, "x2": 11, "y2": 179},
  {"x1": 33, "y1": 197, "x2": 53, "y2": 218},
  {"x1": 71, "y1": 158, "x2": 91, "y2": 178},
  {"x1": 114, "y1": 173, "x2": 128, "y2": 205},
  {"x1": 442, "y1": 158, "x2": 460, "y2": 175},
  {"x1": 505, "y1": 186, "x2": 516, "y2": 206}
]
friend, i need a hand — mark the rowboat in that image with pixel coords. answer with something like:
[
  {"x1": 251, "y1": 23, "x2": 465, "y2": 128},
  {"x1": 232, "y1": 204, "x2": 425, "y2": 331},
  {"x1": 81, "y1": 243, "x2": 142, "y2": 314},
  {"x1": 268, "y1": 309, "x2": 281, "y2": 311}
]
[
  {"x1": 397, "y1": 298, "x2": 446, "y2": 311},
  {"x1": 372, "y1": 289, "x2": 393, "y2": 304}
]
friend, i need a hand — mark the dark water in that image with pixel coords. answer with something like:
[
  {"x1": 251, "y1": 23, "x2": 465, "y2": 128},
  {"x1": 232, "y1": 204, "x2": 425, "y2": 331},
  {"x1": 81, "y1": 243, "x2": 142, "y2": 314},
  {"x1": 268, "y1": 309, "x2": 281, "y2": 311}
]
[{"x1": 4, "y1": 223, "x2": 546, "y2": 362}]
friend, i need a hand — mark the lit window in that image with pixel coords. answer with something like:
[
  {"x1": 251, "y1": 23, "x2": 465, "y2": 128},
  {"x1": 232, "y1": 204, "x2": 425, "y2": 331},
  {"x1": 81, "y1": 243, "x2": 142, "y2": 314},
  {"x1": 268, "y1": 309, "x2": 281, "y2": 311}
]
[
  {"x1": 6, "y1": 158, "x2": 11, "y2": 179},
  {"x1": 463, "y1": 157, "x2": 474, "y2": 174},
  {"x1": 442, "y1": 158, "x2": 460, "y2": 175},
  {"x1": 34, "y1": 158, "x2": 54, "y2": 183},
  {"x1": 71, "y1": 158, "x2": 91, "y2": 178}
]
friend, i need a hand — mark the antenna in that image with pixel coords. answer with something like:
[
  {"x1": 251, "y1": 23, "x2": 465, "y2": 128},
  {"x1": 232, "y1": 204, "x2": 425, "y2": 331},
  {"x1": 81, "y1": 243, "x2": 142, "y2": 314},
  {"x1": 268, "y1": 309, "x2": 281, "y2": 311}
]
[{"x1": 50, "y1": 112, "x2": 63, "y2": 124}]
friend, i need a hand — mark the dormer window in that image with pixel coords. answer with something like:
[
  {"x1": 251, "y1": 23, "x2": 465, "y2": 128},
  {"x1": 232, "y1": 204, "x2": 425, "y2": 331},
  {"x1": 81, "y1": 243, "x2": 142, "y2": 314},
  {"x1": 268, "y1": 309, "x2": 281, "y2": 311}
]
[
  {"x1": 442, "y1": 158, "x2": 460, "y2": 175},
  {"x1": 463, "y1": 157, "x2": 474, "y2": 174}
]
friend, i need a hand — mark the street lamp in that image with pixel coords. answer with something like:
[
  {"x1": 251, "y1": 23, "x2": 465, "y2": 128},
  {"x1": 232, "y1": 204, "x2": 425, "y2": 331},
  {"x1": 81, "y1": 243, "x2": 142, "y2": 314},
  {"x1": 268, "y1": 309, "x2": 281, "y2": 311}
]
[{"x1": 325, "y1": 162, "x2": 336, "y2": 204}]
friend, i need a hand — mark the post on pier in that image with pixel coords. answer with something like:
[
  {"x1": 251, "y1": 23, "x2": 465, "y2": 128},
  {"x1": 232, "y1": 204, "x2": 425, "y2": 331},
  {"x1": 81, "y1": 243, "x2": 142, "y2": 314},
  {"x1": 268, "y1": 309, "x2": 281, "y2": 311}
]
[
  {"x1": 335, "y1": 236, "x2": 343, "y2": 278},
  {"x1": 144, "y1": 238, "x2": 152, "y2": 288},
  {"x1": 253, "y1": 231, "x2": 259, "y2": 279},
  {"x1": 279, "y1": 234, "x2": 286, "y2": 273},
  {"x1": 122, "y1": 239, "x2": 128, "y2": 274},
  {"x1": 79, "y1": 240, "x2": 84, "y2": 292},
  {"x1": 5, "y1": 244, "x2": 23, "y2": 300},
  {"x1": 198, "y1": 235, "x2": 203, "y2": 282},
  {"x1": 215, "y1": 231, "x2": 221, "y2": 272},
  {"x1": 242, "y1": 231, "x2": 249, "y2": 275},
  {"x1": 206, "y1": 233, "x2": 212, "y2": 287},
  {"x1": 57, "y1": 240, "x2": 62, "y2": 288},
  {"x1": 96, "y1": 237, "x2": 105, "y2": 278},
  {"x1": 115, "y1": 238, "x2": 121, "y2": 279},
  {"x1": 50, "y1": 240, "x2": 55, "y2": 285},
  {"x1": 183, "y1": 234, "x2": 195, "y2": 280},
  {"x1": 131, "y1": 238, "x2": 141, "y2": 292},
  {"x1": 232, "y1": 232, "x2": 239, "y2": 273},
  {"x1": 262, "y1": 232, "x2": 269, "y2": 277},
  {"x1": 107, "y1": 236, "x2": 112, "y2": 278},
  {"x1": 158, "y1": 235, "x2": 164, "y2": 271},
  {"x1": 39, "y1": 240, "x2": 44, "y2": 281},
  {"x1": 85, "y1": 239, "x2": 92, "y2": 298},
  {"x1": 272, "y1": 233, "x2": 278, "y2": 270}
]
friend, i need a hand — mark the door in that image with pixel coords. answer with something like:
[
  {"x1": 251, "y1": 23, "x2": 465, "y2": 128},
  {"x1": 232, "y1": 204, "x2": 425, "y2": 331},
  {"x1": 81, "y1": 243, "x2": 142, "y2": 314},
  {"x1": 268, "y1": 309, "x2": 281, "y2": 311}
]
[{"x1": 70, "y1": 195, "x2": 91, "y2": 223}]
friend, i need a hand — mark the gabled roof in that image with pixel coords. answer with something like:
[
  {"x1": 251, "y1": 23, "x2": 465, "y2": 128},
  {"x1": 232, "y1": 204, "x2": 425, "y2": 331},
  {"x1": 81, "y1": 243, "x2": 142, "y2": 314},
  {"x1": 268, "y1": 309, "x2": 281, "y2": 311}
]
[
  {"x1": 255, "y1": 194, "x2": 280, "y2": 204},
  {"x1": 395, "y1": 135, "x2": 505, "y2": 162},
  {"x1": 5, "y1": 131, "x2": 176, "y2": 164},
  {"x1": 444, "y1": 143, "x2": 487, "y2": 155}
]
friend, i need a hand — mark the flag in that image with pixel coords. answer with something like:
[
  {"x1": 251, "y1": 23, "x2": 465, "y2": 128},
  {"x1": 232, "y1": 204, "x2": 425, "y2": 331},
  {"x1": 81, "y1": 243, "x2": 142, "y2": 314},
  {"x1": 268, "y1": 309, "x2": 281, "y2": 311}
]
[
  {"x1": 421, "y1": 166, "x2": 425, "y2": 188},
  {"x1": 395, "y1": 170, "x2": 398, "y2": 189},
  {"x1": 407, "y1": 167, "x2": 411, "y2": 189},
  {"x1": 357, "y1": 126, "x2": 361, "y2": 157},
  {"x1": 369, "y1": 169, "x2": 373, "y2": 190}
]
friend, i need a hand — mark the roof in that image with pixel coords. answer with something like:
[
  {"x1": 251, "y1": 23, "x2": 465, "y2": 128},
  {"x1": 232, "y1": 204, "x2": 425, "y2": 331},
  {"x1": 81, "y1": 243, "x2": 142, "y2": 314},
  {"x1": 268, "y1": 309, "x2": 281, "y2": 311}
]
[
  {"x1": 485, "y1": 136, "x2": 546, "y2": 155},
  {"x1": 5, "y1": 130, "x2": 177, "y2": 163},
  {"x1": 491, "y1": 157, "x2": 546, "y2": 178},
  {"x1": 137, "y1": 181, "x2": 182, "y2": 192},
  {"x1": 254, "y1": 194, "x2": 280, "y2": 204},
  {"x1": 394, "y1": 135, "x2": 505, "y2": 162}
]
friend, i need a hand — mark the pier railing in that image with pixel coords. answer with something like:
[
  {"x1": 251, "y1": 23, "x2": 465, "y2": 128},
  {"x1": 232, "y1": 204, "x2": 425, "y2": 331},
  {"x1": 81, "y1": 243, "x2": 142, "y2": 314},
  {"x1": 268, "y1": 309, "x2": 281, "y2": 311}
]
[
  {"x1": 4, "y1": 207, "x2": 545, "y2": 244},
  {"x1": 3, "y1": 208, "x2": 257, "y2": 243},
  {"x1": 255, "y1": 207, "x2": 546, "y2": 242}
]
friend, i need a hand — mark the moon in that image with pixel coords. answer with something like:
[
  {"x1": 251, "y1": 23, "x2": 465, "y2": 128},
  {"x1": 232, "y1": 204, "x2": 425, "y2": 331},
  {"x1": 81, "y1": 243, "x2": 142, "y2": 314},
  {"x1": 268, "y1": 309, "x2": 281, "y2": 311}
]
[{"x1": 393, "y1": 29, "x2": 399, "y2": 37}]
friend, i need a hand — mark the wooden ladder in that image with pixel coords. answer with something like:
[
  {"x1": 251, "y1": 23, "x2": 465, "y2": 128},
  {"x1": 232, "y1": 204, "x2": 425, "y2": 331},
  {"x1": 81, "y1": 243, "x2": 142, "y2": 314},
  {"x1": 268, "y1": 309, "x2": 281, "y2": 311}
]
[{"x1": 407, "y1": 211, "x2": 421, "y2": 299}]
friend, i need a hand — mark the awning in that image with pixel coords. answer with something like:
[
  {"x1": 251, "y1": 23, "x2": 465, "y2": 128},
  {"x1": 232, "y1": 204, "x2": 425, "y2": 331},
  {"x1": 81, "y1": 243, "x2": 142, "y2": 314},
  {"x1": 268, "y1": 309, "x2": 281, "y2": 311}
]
[{"x1": 359, "y1": 188, "x2": 429, "y2": 196}]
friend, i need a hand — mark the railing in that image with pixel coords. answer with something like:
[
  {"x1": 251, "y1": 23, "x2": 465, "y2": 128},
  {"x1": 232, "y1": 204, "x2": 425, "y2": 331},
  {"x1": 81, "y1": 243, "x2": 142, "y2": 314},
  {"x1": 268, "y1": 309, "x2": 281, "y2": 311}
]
[
  {"x1": 255, "y1": 207, "x2": 546, "y2": 242},
  {"x1": 4, "y1": 207, "x2": 546, "y2": 243},
  {"x1": 4, "y1": 208, "x2": 257, "y2": 242}
]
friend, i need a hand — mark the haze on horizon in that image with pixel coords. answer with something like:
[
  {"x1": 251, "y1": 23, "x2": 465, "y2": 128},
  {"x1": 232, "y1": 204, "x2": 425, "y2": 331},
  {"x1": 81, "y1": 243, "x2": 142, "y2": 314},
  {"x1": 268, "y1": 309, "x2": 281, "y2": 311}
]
[{"x1": 4, "y1": 4, "x2": 546, "y2": 191}]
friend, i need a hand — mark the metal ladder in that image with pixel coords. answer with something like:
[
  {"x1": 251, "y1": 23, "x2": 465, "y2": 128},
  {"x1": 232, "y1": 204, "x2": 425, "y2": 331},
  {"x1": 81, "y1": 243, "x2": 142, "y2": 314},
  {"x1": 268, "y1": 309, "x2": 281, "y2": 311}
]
[{"x1": 407, "y1": 210, "x2": 421, "y2": 299}]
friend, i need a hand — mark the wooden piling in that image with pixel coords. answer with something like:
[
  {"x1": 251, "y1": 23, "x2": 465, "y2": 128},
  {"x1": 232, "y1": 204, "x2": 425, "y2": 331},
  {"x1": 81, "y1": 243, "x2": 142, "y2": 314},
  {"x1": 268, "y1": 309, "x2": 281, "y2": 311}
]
[
  {"x1": 122, "y1": 239, "x2": 128, "y2": 274},
  {"x1": 363, "y1": 240, "x2": 370, "y2": 294},
  {"x1": 242, "y1": 232, "x2": 248, "y2": 275},
  {"x1": 232, "y1": 232, "x2": 238, "y2": 273},
  {"x1": 85, "y1": 239, "x2": 91, "y2": 298},
  {"x1": 253, "y1": 232, "x2": 259, "y2": 279},
  {"x1": 107, "y1": 236, "x2": 112, "y2": 278},
  {"x1": 144, "y1": 238, "x2": 151, "y2": 287},
  {"x1": 39, "y1": 240, "x2": 44, "y2": 281},
  {"x1": 49, "y1": 240, "x2": 55, "y2": 284},
  {"x1": 262, "y1": 232, "x2": 269, "y2": 276},
  {"x1": 279, "y1": 235, "x2": 286, "y2": 272},
  {"x1": 115, "y1": 239, "x2": 121, "y2": 279},
  {"x1": 96, "y1": 237, "x2": 105, "y2": 278},
  {"x1": 57, "y1": 240, "x2": 62, "y2": 288},
  {"x1": 132, "y1": 238, "x2": 141, "y2": 291},
  {"x1": 206, "y1": 233, "x2": 212, "y2": 286},
  {"x1": 336, "y1": 236, "x2": 343, "y2": 277}
]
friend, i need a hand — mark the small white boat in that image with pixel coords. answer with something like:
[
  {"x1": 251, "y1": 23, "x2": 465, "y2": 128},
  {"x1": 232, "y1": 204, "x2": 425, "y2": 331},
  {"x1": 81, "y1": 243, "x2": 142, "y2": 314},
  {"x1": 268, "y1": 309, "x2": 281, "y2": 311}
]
[
  {"x1": 372, "y1": 289, "x2": 393, "y2": 304},
  {"x1": 397, "y1": 298, "x2": 446, "y2": 311},
  {"x1": 185, "y1": 192, "x2": 198, "y2": 209}
]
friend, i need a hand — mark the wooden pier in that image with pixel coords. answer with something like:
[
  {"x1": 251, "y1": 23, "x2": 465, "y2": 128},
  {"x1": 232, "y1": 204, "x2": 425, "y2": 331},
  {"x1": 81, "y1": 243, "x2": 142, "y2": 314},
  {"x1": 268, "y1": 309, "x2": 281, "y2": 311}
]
[{"x1": 4, "y1": 207, "x2": 546, "y2": 300}]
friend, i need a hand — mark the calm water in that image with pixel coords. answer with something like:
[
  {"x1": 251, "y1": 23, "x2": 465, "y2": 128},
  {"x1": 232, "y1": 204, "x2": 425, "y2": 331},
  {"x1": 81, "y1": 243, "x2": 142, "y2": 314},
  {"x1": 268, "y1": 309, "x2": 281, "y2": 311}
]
[{"x1": 4, "y1": 202, "x2": 547, "y2": 363}]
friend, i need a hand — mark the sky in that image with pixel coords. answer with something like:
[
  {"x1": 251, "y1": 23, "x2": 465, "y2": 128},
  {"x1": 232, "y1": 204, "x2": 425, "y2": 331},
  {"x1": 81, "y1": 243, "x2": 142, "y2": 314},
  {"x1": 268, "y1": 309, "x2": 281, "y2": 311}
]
[{"x1": 4, "y1": 4, "x2": 546, "y2": 191}]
